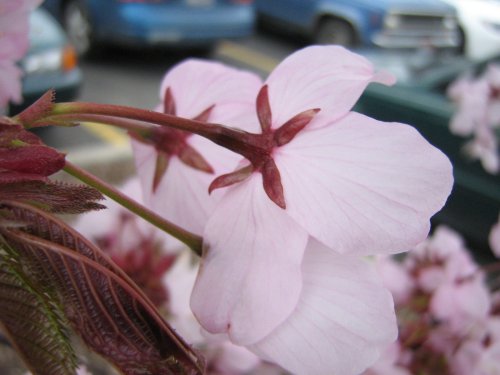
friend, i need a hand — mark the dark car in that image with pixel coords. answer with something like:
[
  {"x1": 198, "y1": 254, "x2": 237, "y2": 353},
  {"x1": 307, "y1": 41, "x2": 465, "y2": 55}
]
[
  {"x1": 354, "y1": 50, "x2": 499, "y2": 257},
  {"x1": 9, "y1": 7, "x2": 82, "y2": 115},
  {"x1": 42, "y1": 0, "x2": 256, "y2": 56},
  {"x1": 256, "y1": 0, "x2": 461, "y2": 51}
]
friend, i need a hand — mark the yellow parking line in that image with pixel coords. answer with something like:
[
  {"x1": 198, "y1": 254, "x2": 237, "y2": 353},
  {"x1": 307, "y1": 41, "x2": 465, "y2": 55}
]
[
  {"x1": 81, "y1": 122, "x2": 129, "y2": 147},
  {"x1": 216, "y1": 41, "x2": 278, "y2": 74}
]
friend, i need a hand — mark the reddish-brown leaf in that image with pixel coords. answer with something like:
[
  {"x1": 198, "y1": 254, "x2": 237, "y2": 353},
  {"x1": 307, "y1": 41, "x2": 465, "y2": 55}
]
[
  {"x1": 0, "y1": 180, "x2": 105, "y2": 214},
  {"x1": 0, "y1": 249, "x2": 77, "y2": 375},
  {"x1": 0, "y1": 201, "x2": 205, "y2": 375}
]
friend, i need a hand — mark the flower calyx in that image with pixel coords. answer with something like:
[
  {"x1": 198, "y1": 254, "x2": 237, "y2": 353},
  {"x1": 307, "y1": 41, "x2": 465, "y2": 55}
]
[
  {"x1": 131, "y1": 87, "x2": 215, "y2": 192},
  {"x1": 209, "y1": 85, "x2": 320, "y2": 209}
]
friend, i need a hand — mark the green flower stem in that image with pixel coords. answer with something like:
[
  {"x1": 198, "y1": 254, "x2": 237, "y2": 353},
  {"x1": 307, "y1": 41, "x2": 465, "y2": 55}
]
[{"x1": 63, "y1": 161, "x2": 203, "y2": 256}]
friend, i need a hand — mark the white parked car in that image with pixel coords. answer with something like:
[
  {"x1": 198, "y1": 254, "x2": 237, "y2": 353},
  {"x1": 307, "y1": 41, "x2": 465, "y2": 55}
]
[{"x1": 441, "y1": 0, "x2": 500, "y2": 60}]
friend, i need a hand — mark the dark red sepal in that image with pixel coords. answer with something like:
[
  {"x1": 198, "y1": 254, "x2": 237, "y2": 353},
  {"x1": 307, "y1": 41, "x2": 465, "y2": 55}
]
[
  {"x1": 208, "y1": 165, "x2": 253, "y2": 194},
  {"x1": 261, "y1": 158, "x2": 286, "y2": 209},
  {"x1": 164, "y1": 87, "x2": 176, "y2": 115},
  {"x1": 256, "y1": 85, "x2": 272, "y2": 132},
  {"x1": 274, "y1": 108, "x2": 320, "y2": 146},
  {"x1": 192, "y1": 104, "x2": 215, "y2": 123},
  {"x1": 152, "y1": 152, "x2": 170, "y2": 193},
  {"x1": 179, "y1": 144, "x2": 214, "y2": 174}
]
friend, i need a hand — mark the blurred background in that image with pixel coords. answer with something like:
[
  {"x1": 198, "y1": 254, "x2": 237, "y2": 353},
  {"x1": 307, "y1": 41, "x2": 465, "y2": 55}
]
[{"x1": 11, "y1": 0, "x2": 500, "y2": 258}]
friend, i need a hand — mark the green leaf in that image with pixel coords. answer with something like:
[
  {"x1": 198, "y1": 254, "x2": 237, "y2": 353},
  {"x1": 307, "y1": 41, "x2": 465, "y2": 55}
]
[
  {"x1": 0, "y1": 244, "x2": 77, "y2": 375},
  {"x1": 0, "y1": 201, "x2": 205, "y2": 375}
]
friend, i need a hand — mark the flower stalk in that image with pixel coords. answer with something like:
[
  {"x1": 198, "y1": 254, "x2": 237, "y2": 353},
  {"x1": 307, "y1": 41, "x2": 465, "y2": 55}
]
[{"x1": 63, "y1": 161, "x2": 203, "y2": 256}]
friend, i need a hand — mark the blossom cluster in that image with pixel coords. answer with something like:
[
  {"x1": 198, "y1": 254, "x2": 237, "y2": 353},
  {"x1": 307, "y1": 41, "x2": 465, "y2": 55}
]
[
  {"x1": 447, "y1": 63, "x2": 500, "y2": 174},
  {"x1": 366, "y1": 226, "x2": 500, "y2": 375}
]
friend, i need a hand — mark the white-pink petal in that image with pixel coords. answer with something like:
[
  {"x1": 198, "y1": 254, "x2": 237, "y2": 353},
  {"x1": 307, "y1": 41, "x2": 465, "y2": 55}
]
[
  {"x1": 265, "y1": 45, "x2": 395, "y2": 129},
  {"x1": 190, "y1": 174, "x2": 308, "y2": 346},
  {"x1": 249, "y1": 239, "x2": 397, "y2": 375},
  {"x1": 159, "y1": 59, "x2": 262, "y2": 132},
  {"x1": 277, "y1": 112, "x2": 453, "y2": 255}
]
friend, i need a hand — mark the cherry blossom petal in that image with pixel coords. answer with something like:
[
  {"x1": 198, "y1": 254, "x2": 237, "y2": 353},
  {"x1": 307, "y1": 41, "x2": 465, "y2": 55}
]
[
  {"x1": 449, "y1": 79, "x2": 490, "y2": 136},
  {"x1": 277, "y1": 112, "x2": 453, "y2": 255},
  {"x1": 159, "y1": 59, "x2": 261, "y2": 132},
  {"x1": 249, "y1": 239, "x2": 397, "y2": 375},
  {"x1": 430, "y1": 277, "x2": 491, "y2": 334},
  {"x1": 190, "y1": 174, "x2": 308, "y2": 346},
  {"x1": 265, "y1": 45, "x2": 395, "y2": 128}
]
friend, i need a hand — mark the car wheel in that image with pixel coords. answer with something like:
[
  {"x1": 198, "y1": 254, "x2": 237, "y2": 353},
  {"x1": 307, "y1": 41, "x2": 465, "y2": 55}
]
[
  {"x1": 63, "y1": 0, "x2": 92, "y2": 56},
  {"x1": 315, "y1": 18, "x2": 356, "y2": 47}
]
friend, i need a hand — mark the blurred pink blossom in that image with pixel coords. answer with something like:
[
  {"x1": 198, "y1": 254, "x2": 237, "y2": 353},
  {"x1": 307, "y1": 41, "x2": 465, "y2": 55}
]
[
  {"x1": 0, "y1": 0, "x2": 41, "y2": 108},
  {"x1": 447, "y1": 63, "x2": 500, "y2": 174},
  {"x1": 368, "y1": 226, "x2": 500, "y2": 374}
]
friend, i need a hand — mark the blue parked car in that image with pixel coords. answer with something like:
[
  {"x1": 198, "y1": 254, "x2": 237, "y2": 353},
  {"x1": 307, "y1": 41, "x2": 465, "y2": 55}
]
[
  {"x1": 42, "y1": 0, "x2": 256, "y2": 56},
  {"x1": 256, "y1": 0, "x2": 461, "y2": 50}
]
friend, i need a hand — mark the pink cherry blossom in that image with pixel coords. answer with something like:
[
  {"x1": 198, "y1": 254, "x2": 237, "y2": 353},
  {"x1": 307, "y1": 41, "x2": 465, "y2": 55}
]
[
  {"x1": 0, "y1": 0, "x2": 41, "y2": 108},
  {"x1": 132, "y1": 59, "x2": 261, "y2": 248},
  {"x1": 430, "y1": 276, "x2": 491, "y2": 335},
  {"x1": 410, "y1": 226, "x2": 491, "y2": 336},
  {"x1": 189, "y1": 46, "x2": 452, "y2": 372},
  {"x1": 404, "y1": 226, "x2": 477, "y2": 292},
  {"x1": 447, "y1": 75, "x2": 490, "y2": 136},
  {"x1": 134, "y1": 46, "x2": 452, "y2": 374},
  {"x1": 464, "y1": 123, "x2": 499, "y2": 174},
  {"x1": 447, "y1": 63, "x2": 500, "y2": 174}
]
